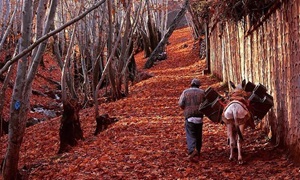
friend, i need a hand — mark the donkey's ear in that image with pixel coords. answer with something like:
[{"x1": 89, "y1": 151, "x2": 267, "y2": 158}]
[
  {"x1": 242, "y1": 79, "x2": 246, "y2": 89},
  {"x1": 230, "y1": 81, "x2": 236, "y2": 89}
]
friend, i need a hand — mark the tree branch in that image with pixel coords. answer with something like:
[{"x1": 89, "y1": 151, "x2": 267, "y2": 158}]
[{"x1": 0, "y1": 0, "x2": 107, "y2": 75}]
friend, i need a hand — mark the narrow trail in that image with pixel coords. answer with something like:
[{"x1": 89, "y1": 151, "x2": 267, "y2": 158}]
[{"x1": 1, "y1": 27, "x2": 299, "y2": 179}]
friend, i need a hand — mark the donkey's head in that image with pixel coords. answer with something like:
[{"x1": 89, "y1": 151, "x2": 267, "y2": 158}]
[
  {"x1": 228, "y1": 79, "x2": 250, "y2": 100},
  {"x1": 230, "y1": 79, "x2": 246, "y2": 90}
]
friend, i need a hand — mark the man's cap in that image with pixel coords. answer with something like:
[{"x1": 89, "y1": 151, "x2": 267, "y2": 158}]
[{"x1": 191, "y1": 78, "x2": 201, "y2": 86}]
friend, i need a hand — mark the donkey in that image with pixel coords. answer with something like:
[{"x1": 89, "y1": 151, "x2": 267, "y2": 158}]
[{"x1": 221, "y1": 80, "x2": 252, "y2": 164}]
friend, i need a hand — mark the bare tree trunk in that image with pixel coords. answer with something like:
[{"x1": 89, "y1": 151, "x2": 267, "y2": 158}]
[
  {"x1": 0, "y1": 1, "x2": 18, "y2": 51},
  {"x1": 50, "y1": 23, "x2": 64, "y2": 69},
  {"x1": 0, "y1": 0, "x2": 3, "y2": 36},
  {"x1": 80, "y1": 53, "x2": 89, "y2": 105},
  {"x1": 1, "y1": 0, "x2": 33, "y2": 178},
  {"x1": 116, "y1": 2, "x2": 132, "y2": 99},
  {"x1": 144, "y1": 0, "x2": 189, "y2": 69},
  {"x1": 58, "y1": 6, "x2": 86, "y2": 154},
  {"x1": 0, "y1": 0, "x2": 10, "y2": 37},
  {"x1": 61, "y1": 25, "x2": 77, "y2": 102},
  {"x1": 94, "y1": 25, "x2": 123, "y2": 119},
  {"x1": 58, "y1": 99, "x2": 83, "y2": 154},
  {"x1": 162, "y1": 0, "x2": 169, "y2": 36},
  {"x1": 4, "y1": 0, "x2": 10, "y2": 25},
  {"x1": 91, "y1": 30, "x2": 106, "y2": 96},
  {"x1": 121, "y1": 3, "x2": 141, "y2": 94},
  {"x1": 140, "y1": 28, "x2": 152, "y2": 58},
  {"x1": 123, "y1": 49, "x2": 135, "y2": 95},
  {"x1": 26, "y1": 0, "x2": 58, "y2": 90},
  {"x1": 58, "y1": 1, "x2": 66, "y2": 56},
  {"x1": 107, "y1": 0, "x2": 118, "y2": 100},
  {"x1": 146, "y1": 0, "x2": 158, "y2": 52},
  {"x1": 13, "y1": 0, "x2": 22, "y2": 47},
  {"x1": 32, "y1": 0, "x2": 49, "y2": 66},
  {"x1": 92, "y1": 55, "x2": 102, "y2": 92},
  {"x1": 0, "y1": 47, "x2": 17, "y2": 136}
]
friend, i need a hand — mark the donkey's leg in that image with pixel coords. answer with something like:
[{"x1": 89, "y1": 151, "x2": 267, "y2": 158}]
[
  {"x1": 227, "y1": 124, "x2": 235, "y2": 161},
  {"x1": 237, "y1": 124, "x2": 245, "y2": 164}
]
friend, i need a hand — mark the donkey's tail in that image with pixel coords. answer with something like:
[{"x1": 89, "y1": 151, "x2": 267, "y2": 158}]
[{"x1": 233, "y1": 115, "x2": 244, "y2": 141}]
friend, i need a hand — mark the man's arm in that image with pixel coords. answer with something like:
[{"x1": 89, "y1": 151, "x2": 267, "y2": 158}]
[{"x1": 178, "y1": 92, "x2": 185, "y2": 109}]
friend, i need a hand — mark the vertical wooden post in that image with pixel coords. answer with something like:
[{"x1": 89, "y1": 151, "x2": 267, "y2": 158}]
[{"x1": 204, "y1": 22, "x2": 210, "y2": 74}]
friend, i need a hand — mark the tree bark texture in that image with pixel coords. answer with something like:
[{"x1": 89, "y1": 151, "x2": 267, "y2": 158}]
[
  {"x1": 61, "y1": 25, "x2": 77, "y2": 102},
  {"x1": 58, "y1": 99, "x2": 83, "y2": 154},
  {"x1": 2, "y1": 0, "x2": 33, "y2": 178},
  {"x1": 140, "y1": 29, "x2": 152, "y2": 58}
]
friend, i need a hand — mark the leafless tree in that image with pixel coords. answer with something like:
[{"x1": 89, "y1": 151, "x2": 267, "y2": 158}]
[
  {"x1": 1, "y1": 0, "x2": 34, "y2": 178},
  {"x1": 58, "y1": 24, "x2": 83, "y2": 154}
]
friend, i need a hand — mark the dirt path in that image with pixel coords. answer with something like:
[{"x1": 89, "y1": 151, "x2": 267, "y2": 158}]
[{"x1": 1, "y1": 27, "x2": 299, "y2": 179}]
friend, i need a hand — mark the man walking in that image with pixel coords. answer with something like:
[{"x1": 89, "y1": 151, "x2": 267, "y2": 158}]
[{"x1": 179, "y1": 78, "x2": 205, "y2": 162}]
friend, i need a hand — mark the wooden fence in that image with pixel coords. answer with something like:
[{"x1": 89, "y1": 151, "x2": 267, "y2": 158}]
[{"x1": 208, "y1": 0, "x2": 300, "y2": 161}]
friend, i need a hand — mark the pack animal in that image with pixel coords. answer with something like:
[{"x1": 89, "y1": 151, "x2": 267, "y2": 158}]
[{"x1": 221, "y1": 80, "x2": 252, "y2": 164}]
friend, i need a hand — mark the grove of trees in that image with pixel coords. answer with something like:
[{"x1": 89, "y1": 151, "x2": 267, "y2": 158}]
[
  {"x1": 2, "y1": 0, "x2": 299, "y2": 178},
  {"x1": 0, "y1": 0, "x2": 208, "y2": 178}
]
